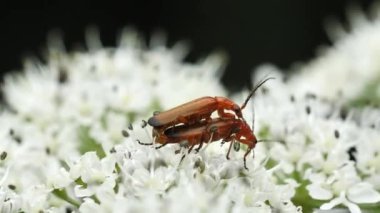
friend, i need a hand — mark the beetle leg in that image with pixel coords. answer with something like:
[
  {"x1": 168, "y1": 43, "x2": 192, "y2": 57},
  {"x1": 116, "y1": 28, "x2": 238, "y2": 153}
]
[
  {"x1": 179, "y1": 154, "x2": 186, "y2": 167},
  {"x1": 136, "y1": 139, "x2": 153, "y2": 146},
  {"x1": 187, "y1": 137, "x2": 199, "y2": 154},
  {"x1": 221, "y1": 133, "x2": 233, "y2": 147},
  {"x1": 226, "y1": 139, "x2": 235, "y2": 160},
  {"x1": 178, "y1": 139, "x2": 196, "y2": 165},
  {"x1": 152, "y1": 128, "x2": 163, "y2": 142},
  {"x1": 155, "y1": 143, "x2": 168, "y2": 149},
  {"x1": 243, "y1": 147, "x2": 252, "y2": 170},
  {"x1": 195, "y1": 141, "x2": 203, "y2": 153},
  {"x1": 188, "y1": 144, "x2": 196, "y2": 154}
]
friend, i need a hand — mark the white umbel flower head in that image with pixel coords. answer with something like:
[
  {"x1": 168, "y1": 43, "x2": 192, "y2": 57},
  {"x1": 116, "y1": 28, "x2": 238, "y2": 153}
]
[{"x1": 2, "y1": 3, "x2": 380, "y2": 212}]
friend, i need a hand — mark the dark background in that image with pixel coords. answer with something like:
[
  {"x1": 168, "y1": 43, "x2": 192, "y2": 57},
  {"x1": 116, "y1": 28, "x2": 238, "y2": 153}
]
[{"x1": 0, "y1": 1, "x2": 374, "y2": 91}]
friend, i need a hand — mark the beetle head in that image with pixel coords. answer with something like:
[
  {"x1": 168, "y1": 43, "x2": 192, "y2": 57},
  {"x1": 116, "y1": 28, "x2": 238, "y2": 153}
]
[
  {"x1": 238, "y1": 120, "x2": 257, "y2": 148},
  {"x1": 232, "y1": 104, "x2": 243, "y2": 118}
]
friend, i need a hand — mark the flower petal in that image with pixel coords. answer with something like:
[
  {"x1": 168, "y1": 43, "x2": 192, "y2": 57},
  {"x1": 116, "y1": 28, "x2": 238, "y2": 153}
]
[
  {"x1": 348, "y1": 182, "x2": 380, "y2": 203},
  {"x1": 306, "y1": 184, "x2": 333, "y2": 200},
  {"x1": 74, "y1": 185, "x2": 94, "y2": 197},
  {"x1": 345, "y1": 201, "x2": 362, "y2": 213},
  {"x1": 320, "y1": 196, "x2": 343, "y2": 210},
  {"x1": 79, "y1": 198, "x2": 101, "y2": 213}
]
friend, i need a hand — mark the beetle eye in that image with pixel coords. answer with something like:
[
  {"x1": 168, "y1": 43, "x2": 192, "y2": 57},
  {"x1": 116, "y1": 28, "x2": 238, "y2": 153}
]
[{"x1": 233, "y1": 105, "x2": 241, "y2": 115}]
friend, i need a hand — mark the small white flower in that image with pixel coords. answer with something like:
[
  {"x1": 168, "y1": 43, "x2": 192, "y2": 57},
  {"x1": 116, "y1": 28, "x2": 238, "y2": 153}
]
[
  {"x1": 125, "y1": 166, "x2": 177, "y2": 196},
  {"x1": 47, "y1": 167, "x2": 73, "y2": 189},
  {"x1": 79, "y1": 198, "x2": 102, "y2": 213},
  {"x1": 67, "y1": 152, "x2": 116, "y2": 197},
  {"x1": 21, "y1": 184, "x2": 50, "y2": 212},
  {"x1": 307, "y1": 164, "x2": 380, "y2": 212},
  {"x1": 89, "y1": 111, "x2": 128, "y2": 152},
  {"x1": 320, "y1": 192, "x2": 361, "y2": 213},
  {"x1": 0, "y1": 187, "x2": 21, "y2": 213}
]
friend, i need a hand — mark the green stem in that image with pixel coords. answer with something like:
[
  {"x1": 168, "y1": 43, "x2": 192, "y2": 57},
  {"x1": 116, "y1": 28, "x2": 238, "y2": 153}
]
[{"x1": 52, "y1": 188, "x2": 81, "y2": 208}]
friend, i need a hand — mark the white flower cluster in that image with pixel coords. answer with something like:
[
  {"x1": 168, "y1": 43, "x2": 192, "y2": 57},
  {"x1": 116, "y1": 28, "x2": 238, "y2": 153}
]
[
  {"x1": 0, "y1": 29, "x2": 300, "y2": 213},
  {"x1": 285, "y1": 3, "x2": 380, "y2": 105},
  {"x1": 0, "y1": 4, "x2": 380, "y2": 213},
  {"x1": 245, "y1": 4, "x2": 380, "y2": 213},
  {"x1": 247, "y1": 68, "x2": 380, "y2": 213}
]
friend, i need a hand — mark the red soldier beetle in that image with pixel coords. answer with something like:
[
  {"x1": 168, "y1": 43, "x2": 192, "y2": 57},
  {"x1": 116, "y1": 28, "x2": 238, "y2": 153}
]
[
  {"x1": 148, "y1": 77, "x2": 274, "y2": 140},
  {"x1": 123, "y1": 117, "x2": 280, "y2": 169},
  {"x1": 156, "y1": 118, "x2": 257, "y2": 170}
]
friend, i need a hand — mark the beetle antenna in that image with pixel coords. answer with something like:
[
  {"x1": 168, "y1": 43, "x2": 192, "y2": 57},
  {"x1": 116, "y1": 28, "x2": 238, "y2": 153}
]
[
  {"x1": 240, "y1": 77, "x2": 275, "y2": 110},
  {"x1": 257, "y1": 139, "x2": 285, "y2": 144},
  {"x1": 251, "y1": 101, "x2": 255, "y2": 132}
]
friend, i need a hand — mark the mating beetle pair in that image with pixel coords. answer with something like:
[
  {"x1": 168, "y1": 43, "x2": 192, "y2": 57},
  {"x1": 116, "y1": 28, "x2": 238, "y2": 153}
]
[{"x1": 145, "y1": 77, "x2": 273, "y2": 169}]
